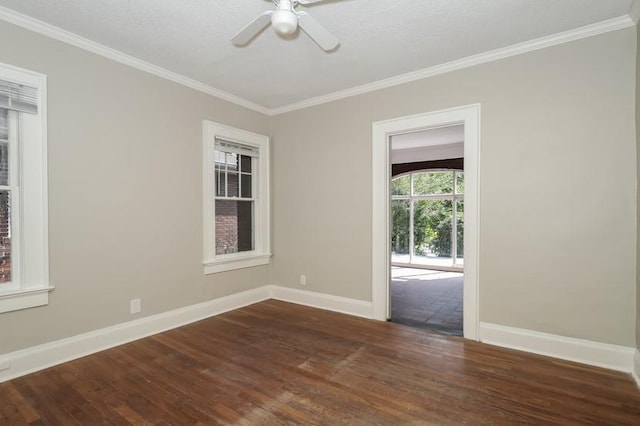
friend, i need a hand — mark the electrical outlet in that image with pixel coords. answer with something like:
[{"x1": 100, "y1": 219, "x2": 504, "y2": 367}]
[
  {"x1": 130, "y1": 298, "x2": 141, "y2": 315},
  {"x1": 0, "y1": 359, "x2": 11, "y2": 371},
  {"x1": 299, "y1": 274, "x2": 306, "y2": 286}
]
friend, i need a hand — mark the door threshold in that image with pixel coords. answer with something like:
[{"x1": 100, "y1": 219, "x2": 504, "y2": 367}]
[{"x1": 389, "y1": 319, "x2": 463, "y2": 336}]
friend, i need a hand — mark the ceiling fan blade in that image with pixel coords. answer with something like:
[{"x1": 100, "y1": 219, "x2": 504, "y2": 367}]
[
  {"x1": 297, "y1": 12, "x2": 339, "y2": 51},
  {"x1": 298, "y1": 0, "x2": 330, "y2": 4},
  {"x1": 231, "y1": 11, "x2": 273, "y2": 46}
]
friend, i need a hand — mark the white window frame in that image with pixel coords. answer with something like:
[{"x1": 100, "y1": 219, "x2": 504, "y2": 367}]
[
  {"x1": 203, "y1": 121, "x2": 270, "y2": 274},
  {"x1": 0, "y1": 62, "x2": 51, "y2": 314}
]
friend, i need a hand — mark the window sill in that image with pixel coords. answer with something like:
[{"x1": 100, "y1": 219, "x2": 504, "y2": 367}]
[
  {"x1": 204, "y1": 253, "x2": 271, "y2": 274},
  {"x1": 0, "y1": 286, "x2": 55, "y2": 314}
]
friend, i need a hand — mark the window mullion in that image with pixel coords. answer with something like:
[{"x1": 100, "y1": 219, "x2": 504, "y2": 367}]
[
  {"x1": 411, "y1": 194, "x2": 454, "y2": 201},
  {"x1": 452, "y1": 198, "x2": 457, "y2": 266},
  {"x1": 409, "y1": 173, "x2": 415, "y2": 264},
  {"x1": 214, "y1": 196, "x2": 257, "y2": 202},
  {"x1": 224, "y1": 153, "x2": 229, "y2": 198},
  {"x1": 238, "y1": 162, "x2": 242, "y2": 200}
]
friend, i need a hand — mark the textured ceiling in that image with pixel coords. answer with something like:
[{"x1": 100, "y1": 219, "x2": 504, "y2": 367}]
[{"x1": 0, "y1": 0, "x2": 634, "y2": 110}]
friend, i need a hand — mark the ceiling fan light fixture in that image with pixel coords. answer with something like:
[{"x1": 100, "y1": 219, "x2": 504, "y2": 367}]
[
  {"x1": 271, "y1": 9, "x2": 298, "y2": 35},
  {"x1": 231, "y1": 0, "x2": 339, "y2": 51}
]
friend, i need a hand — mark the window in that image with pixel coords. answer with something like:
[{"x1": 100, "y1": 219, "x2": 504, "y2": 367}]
[
  {"x1": 391, "y1": 170, "x2": 463, "y2": 269},
  {"x1": 203, "y1": 121, "x2": 270, "y2": 273},
  {"x1": 0, "y1": 63, "x2": 50, "y2": 313}
]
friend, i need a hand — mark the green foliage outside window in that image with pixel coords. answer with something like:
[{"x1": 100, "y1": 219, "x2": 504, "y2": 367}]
[
  {"x1": 391, "y1": 171, "x2": 463, "y2": 258},
  {"x1": 392, "y1": 200, "x2": 410, "y2": 255},
  {"x1": 391, "y1": 175, "x2": 410, "y2": 196}
]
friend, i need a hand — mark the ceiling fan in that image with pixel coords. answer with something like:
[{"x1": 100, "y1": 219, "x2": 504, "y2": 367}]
[{"x1": 231, "y1": 0, "x2": 339, "y2": 51}]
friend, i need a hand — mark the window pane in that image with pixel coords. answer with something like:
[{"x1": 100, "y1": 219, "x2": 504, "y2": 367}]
[
  {"x1": 0, "y1": 142, "x2": 7, "y2": 186},
  {"x1": 391, "y1": 200, "x2": 410, "y2": 263},
  {"x1": 456, "y1": 172, "x2": 464, "y2": 194},
  {"x1": 240, "y1": 155, "x2": 252, "y2": 173},
  {"x1": 215, "y1": 200, "x2": 254, "y2": 255},
  {"x1": 215, "y1": 164, "x2": 225, "y2": 197},
  {"x1": 414, "y1": 199, "x2": 453, "y2": 264},
  {"x1": 241, "y1": 174, "x2": 252, "y2": 198},
  {"x1": 214, "y1": 150, "x2": 224, "y2": 164},
  {"x1": 0, "y1": 109, "x2": 7, "y2": 187},
  {"x1": 227, "y1": 172, "x2": 239, "y2": 197},
  {"x1": 413, "y1": 172, "x2": 453, "y2": 195},
  {"x1": 0, "y1": 108, "x2": 7, "y2": 140},
  {"x1": 0, "y1": 190, "x2": 11, "y2": 284},
  {"x1": 225, "y1": 152, "x2": 238, "y2": 171},
  {"x1": 391, "y1": 175, "x2": 410, "y2": 196},
  {"x1": 456, "y1": 200, "x2": 464, "y2": 262}
]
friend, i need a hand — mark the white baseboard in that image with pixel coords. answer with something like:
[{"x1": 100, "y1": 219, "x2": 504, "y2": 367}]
[
  {"x1": 5, "y1": 287, "x2": 633, "y2": 384},
  {"x1": 479, "y1": 322, "x2": 635, "y2": 373},
  {"x1": 268, "y1": 285, "x2": 373, "y2": 319},
  {"x1": 633, "y1": 350, "x2": 640, "y2": 387},
  {"x1": 0, "y1": 286, "x2": 270, "y2": 383}
]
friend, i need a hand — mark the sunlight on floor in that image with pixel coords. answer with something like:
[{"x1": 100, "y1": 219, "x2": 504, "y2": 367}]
[{"x1": 391, "y1": 266, "x2": 462, "y2": 281}]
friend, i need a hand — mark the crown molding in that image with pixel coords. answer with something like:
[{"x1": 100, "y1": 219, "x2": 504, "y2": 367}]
[
  {"x1": 0, "y1": 5, "x2": 271, "y2": 116},
  {"x1": 270, "y1": 15, "x2": 635, "y2": 115},
  {"x1": 629, "y1": 0, "x2": 640, "y2": 24}
]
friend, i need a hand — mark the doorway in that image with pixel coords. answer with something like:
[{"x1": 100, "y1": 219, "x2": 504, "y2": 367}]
[
  {"x1": 388, "y1": 126, "x2": 465, "y2": 335},
  {"x1": 371, "y1": 104, "x2": 480, "y2": 340}
]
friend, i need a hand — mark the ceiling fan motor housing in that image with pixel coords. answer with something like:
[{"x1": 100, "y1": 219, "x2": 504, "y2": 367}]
[{"x1": 272, "y1": 0, "x2": 298, "y2": 35}]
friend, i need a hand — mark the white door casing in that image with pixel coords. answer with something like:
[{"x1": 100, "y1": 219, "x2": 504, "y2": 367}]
[{"x1": 371, "y1": 104, "x2": 481, "y2": 340}]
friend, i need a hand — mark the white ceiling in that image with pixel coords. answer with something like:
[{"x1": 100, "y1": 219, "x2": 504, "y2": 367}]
[
  {"x1": 0, "y1": 0, "x2": 635, "y2": 112},
  {"x1": 392, "y1": 125, "x2": 464, "y2": 151}
]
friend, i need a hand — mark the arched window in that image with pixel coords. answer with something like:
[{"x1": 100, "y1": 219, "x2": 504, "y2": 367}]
[{"x1": 391, "y1": 170, "x2": 464, "y2": 269}]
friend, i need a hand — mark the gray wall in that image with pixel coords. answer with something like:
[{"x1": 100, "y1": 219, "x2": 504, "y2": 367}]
[
  {"x1": 637, "y1": 21, "x2": 640, "y2": 351},
  {"x1": 271, "y1": 28, "x2": 637, "y2": 347},
  {"x1": 0, "y1": 20, "x2": 271, "y2": 353},
  {"x1": 0, "y1": 20, "x2": 637, "y2": 355}
]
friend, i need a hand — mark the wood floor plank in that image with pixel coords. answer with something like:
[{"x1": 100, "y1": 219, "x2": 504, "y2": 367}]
[
  {"x1": 1, "y1": 299, "x2": 639, "y2": 424},
  {"x1": 1, "y1": 381, "x2": 41, "y2": 423}
]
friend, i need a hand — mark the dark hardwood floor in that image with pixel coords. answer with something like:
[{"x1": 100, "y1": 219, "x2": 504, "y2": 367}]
[
  {"x1": 1, "y1": 300, "x2": 639, "y2": 425},
  {"x1": 391, "y1": 269, "x2": 463, "y2": 334}
]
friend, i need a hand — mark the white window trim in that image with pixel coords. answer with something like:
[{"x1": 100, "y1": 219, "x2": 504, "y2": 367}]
[
  {"x1": 202, "y1": 121, "x2": 270, "y2": 274},
  {"x1": 0, "y1": 62, "x2": 52, "y2": 313}
]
